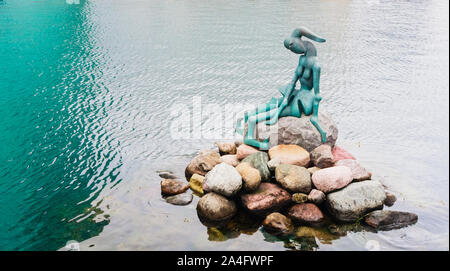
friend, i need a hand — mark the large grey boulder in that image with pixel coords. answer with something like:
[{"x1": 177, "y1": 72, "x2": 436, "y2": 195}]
[
  {"x1": 203, "y1": 162, "x2": 242, "y2": 197},
  {"x1": 326, "y1": 181, "x2": 386, "y2": 222},
  {"x1": 252, "y1": 111, "x2": 338, "y2": 152}
]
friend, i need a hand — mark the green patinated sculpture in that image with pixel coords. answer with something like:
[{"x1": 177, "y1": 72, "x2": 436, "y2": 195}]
[{"x1": 237, "y1": 27, "x2": 327, "y2": 150}]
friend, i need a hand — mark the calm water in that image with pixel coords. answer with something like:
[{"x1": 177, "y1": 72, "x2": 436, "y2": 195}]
[{"x1": 0, "y1": 0, "x2": 448, "y2": 251}]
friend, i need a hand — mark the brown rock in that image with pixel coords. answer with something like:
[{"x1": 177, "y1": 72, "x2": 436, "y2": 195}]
[
  {"x1": 262, "y1": 212, "x2": 294, "y2": 235},
  {"x1": 197, "y1": 192, "x2": 237, "y2": 222},
  {"x1": 384, "y1": 191, "x2": 397, "y2": 207},
  {"x1": 185, "y1": 150, "x2": 221, "y2": 179},
  {"x1": 241, "y1": 183, "x2": 291, "y2": 215},
  {"x1": 215, "y1": 142, "x2": 237, "y2": 155},
  {"x1": 288, "y1": 203, "x2": 325, "y2": 225},
  {"x1": 220, "y1": 154, "x2": 239, "y2": 167},
  {"x1": 310, "y1": 144, "x2": 335, "y2": 168},
  {"x1": 235, "y1": 162, "x2": 261, "y2": 191},
  {"x1": 275, "y1": 164, "x2": 311, "y2": 193},
  {"x1": 268, "y1": 144, "x2": 310, "y2": 167},
  {"x1": 236, "y1": 144, "x2": 259, "y2": 160},
  {"x1": 161, "y1": 179, "x2": 189, "y2": 195}
]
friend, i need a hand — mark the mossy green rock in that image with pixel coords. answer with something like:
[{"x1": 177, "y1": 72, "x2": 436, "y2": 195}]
[
  {"x1": 292, "y1": 193, "x2": 308, "y2": 203},
  {"x1": 242, "y1": 152, "x2": 270, "y2": 182}
]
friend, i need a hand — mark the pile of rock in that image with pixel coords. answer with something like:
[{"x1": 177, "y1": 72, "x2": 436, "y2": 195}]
[
  {"x1": 169, "y1": 139, "x2": 418, "y2": 236},
  {"x1": 161, "y1": 113, "x2": 418, "y2": 238}
]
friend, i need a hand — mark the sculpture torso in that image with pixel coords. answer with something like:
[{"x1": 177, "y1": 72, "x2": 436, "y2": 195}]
[
  {"x1": 280, "y1": 55, "x2": 318, "y2": 118},
  {"x1": 298, "y1": 56, "x2": 315, "y2": 90}
]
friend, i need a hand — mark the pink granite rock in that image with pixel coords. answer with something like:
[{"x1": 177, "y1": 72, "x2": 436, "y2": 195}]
[
  {"x1": 240, "y1": 183, "x2": 291, "y2": 215},
  {"x1": 335, "y1": 159, "x2": 371, "y2": 181},
  {"x1": 287, "y1": 203, "x2": 325, "y2": 225},
  {"x1": 312, "y1": 166, "x2": 353, "y2": 193},
  {"x1": 331, "y1": 146, "x2": 355, "y2": 162},
  {"x1": 236, "y1": 144, "x2": 259, "y2": 160},
  {"x1": 310, "y1": 144, "x2": 335, "y2": 168}
]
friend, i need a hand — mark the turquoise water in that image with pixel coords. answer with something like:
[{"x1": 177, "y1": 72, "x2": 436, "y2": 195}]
[
  {"x1": 0, "y1": 1, "x2": 118, "y2": 250},
  {"x1": 1, "y1": 0, "x2": 449, "y2": 251}
]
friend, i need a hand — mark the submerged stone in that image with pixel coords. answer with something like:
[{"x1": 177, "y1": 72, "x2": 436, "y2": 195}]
[
  {"x1": 165, "y1": 192, "x2": 193, "y2": 205},
  {"x1": 262, "y1": 212, "x2": 294, "y2": 236},
  {"x1": 364, "y1": 210, "x2": 418, "y2": 231},
  {"x1": 161, "y1": 179, "x2": 189, "y2": 195},
  {"x1": 158, "y1": 171, "x2": 178, "y2": 179}
]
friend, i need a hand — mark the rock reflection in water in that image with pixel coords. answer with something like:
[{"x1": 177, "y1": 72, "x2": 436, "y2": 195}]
[
  {"x1": 204, "y1": 211, "x2": 263, "y2": 242},
  {"x1": 199, "y1": 204, "x2": 381, "y2": 251}
]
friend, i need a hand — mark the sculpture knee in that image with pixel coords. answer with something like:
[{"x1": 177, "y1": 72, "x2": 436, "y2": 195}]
[{"x1": 314, "y1": 95, "x2": 322, "y2": 103}]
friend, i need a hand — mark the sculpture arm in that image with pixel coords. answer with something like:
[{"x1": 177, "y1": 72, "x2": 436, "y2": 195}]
[
  {"x1": 279, "y1": 65, "x2": 302, "y2": 109},
  {"x1": 312, "y1": 64, "x2": 321, "y2": 99},
  {"x1": 264, "y1": 65, "x2": 302, "y2": 125}
]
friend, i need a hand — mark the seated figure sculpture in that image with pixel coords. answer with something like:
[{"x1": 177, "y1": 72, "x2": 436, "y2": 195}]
[{"x1": 237, "y1": 27, "x2": 327, "y2": 150}]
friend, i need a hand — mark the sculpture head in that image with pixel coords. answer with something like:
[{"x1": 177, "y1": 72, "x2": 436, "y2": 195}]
[{"x1": 284, "y1": 27, "x2": 326, "y2": 56}]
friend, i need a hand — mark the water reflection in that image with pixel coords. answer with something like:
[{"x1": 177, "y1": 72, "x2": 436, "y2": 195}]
[{"x1": 201, "y1": 203, "x2": 382, "y2": 251}]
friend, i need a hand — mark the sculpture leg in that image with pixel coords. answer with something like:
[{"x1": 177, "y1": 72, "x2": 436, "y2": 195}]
[
  {"x1": 244, "y1": 110, "x2": 276, "y2": 150},
  {"x1": 245, "y1": 97, "x2": 280, "y2": 121},
  {"x1": 310, "y1": 96, "x2": 327, "y2": 143},
  {"x1": 236, "y1": 98, "x2": 281, "y2": 135}
]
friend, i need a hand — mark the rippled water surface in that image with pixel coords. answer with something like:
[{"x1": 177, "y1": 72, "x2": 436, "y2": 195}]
[{"x1": 0, "y1": 0, "x2": 448, "y2": 250}]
